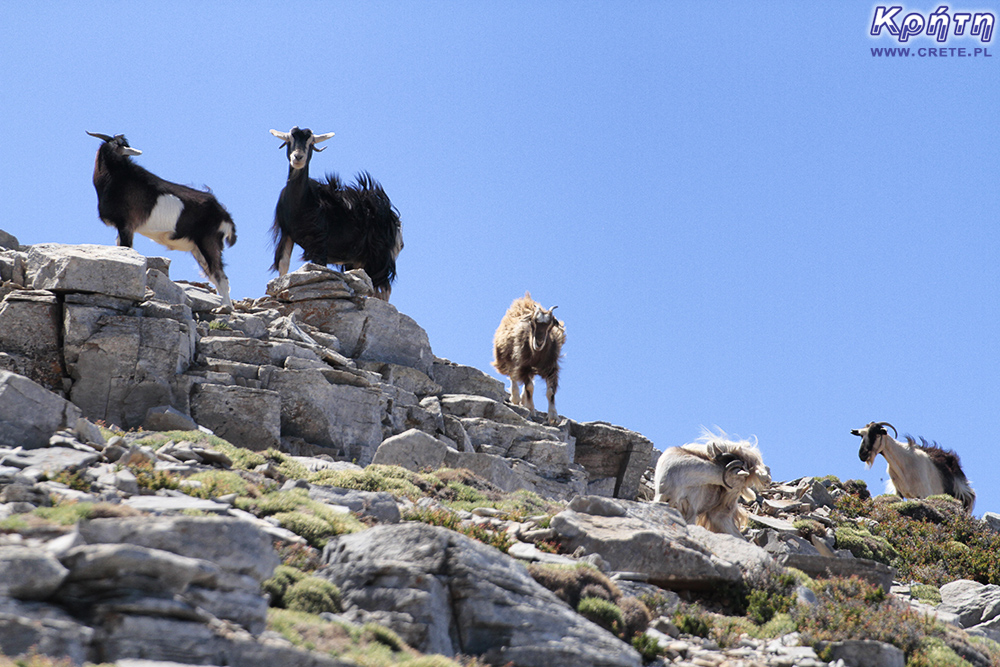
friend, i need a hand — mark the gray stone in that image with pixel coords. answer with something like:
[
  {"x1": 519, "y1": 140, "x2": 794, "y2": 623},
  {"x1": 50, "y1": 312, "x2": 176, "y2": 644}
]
[
  {"x1": 74, "y1": 417, "x2": 106, "y2": 447},
  {"x1": 177, "y1": 281, "x2": 224, "y2": 311},
  {"x1": 0, "y1": 371, "x2": 82, "y2": 449},
  {"x1": 67, "y1": 315, "x2": 192, "y2": 429},
  {"x1": 358, "y1": 360, "x2": 442, "y2": 396},
  {"x1": 307, "y1": 485, "x2": 401, "y2": 524},
  {"x1": 371, "y1": 428, "x2": 448, "y2": 471},
  {"x1": 321, "y1": 523, "x2": 641, "y2": 666},
  {"x1": 144, "y1": 405, "x2": 199, "y2": 432},
  {"x1": 123, "y1": 496, "x2": 233, "y2": 515},
  {"x1": 59, "y1": 543, "x2": 219, "y2": 593},
  {"x1": 265, "y1": 369, "x2": 383, "y2": 464},
  {"x1": 0, "y1": 547, "x2": 68, "y2": 599},
  {"x1": 0, "y1": 229, "x2": 19, "y2": 250},
  {"x1": 0, "y1": 250, "x2": 26, "y2": 285},
  {"x1": 814, "y1": 640, "x2": 904, "y2": 667},
  {"x1": 433, "y1": 359, "x2": 507, "y2": 402},
  {"x1": 550, "y1": 500, "x2": 744, "y2": 589},
  {"x1": 939, "y1": 579, "x2": 1000, "y2": 628},
  {"x1": 570, "y1": 420, "x2": 653, "y2": 500},
  {"x1": 146, "y1": 268, "x2": 191, "y2": 306},
  {"x1": 0, "y1": 599, "x2": 93, "y2": 665},
  {"x1": 1, "y1": 446, "x2": 100, "y2": 477},
  {"x1": 190, "y1": 384, "x2": 281, "y2": 451},
  {"x1": 284, "y1": 290, "x2": 435, "y2": 375},
  {"x1": 444, "y1": 450, "x2": 531, "y2": 493},
  {"x1": 26, "y1": 243, "x2": 147, "y2": 299},
  {"x1": 76, "y1": 516, "x2": 280, "y2": 583},
  {"x1": 0, "y1": 290, "x2": 63, "y2": 389}
]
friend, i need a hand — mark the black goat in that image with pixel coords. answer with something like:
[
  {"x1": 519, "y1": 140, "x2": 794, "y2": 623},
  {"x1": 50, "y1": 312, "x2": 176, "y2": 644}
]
[
  {"x1": 269, "y1": 127, "x2": 403, "y2": 300},
  {"x1": 87, "y1": 132, "x2": 236, "y2": 308}
]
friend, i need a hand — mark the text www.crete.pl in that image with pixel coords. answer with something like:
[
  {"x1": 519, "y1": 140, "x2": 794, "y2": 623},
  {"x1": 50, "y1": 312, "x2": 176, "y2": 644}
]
[{"x1": 871, "y1": 46, "x2": 993, "y2": 56}]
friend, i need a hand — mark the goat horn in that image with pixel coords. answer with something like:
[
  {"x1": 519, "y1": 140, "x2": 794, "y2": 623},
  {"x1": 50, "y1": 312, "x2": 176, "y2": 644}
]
[
  {"x1": 313, "y1": 145, "x2": 326, "y2": 152},
  {"x1": 86, "y1": 131, "x2": 113, "y2": 142},
  {"x1": 269, "y1": 129, "x2": 291, "y2": 141},
  {"x1": 876, "y1": 422, "x2": 898, "y2": 438},
  {"x1": 312, "y1": 132, "x2": 335, "y2": 144}
]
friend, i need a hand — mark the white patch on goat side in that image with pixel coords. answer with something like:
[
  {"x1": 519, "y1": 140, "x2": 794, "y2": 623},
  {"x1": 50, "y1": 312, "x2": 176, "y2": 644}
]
[{"x1": 136, "y1": 194, "x2": 195, "y2": 251}]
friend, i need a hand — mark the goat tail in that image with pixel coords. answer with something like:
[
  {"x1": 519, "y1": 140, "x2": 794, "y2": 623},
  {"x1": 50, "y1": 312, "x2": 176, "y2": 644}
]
[
  {"x1": 221, "y1": 220, "x2": 237, "y2": 247},
  {"x1": 954, "y1": 478, "x2": 976, "y2": 514}
]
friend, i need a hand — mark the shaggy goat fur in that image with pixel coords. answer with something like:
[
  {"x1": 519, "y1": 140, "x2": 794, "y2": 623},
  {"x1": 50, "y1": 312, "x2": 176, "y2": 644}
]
[
  {"x1": 852, "y1": 421, "x2": 975, "y2": 512},
  {"x1": 270, "y1": 127, "x2": 403, "y2": 300},
  {"x1": 492, "y1": 292, "x2": 565, "y2": 425},
  {"x1": 653, "y1": 430, "x2": 771, "y2": 538}
]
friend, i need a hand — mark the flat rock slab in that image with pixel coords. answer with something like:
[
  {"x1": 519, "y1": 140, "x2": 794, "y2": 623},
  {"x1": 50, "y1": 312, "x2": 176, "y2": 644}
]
[
  {"x1": 26, "y1": 244, "x2": 147, "y2": 300},
  {"x1": 123, "y1": 496, "x2": 233, "y2": 515},
  {"x1": 779, "y1": 553, "x2": 896, "y2": 592},
  {"x1": 2, "y1": 446, "x2": 100, "y2": 475}
]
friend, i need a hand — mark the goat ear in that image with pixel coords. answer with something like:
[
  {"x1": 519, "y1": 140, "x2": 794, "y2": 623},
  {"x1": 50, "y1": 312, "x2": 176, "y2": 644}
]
[{"x1": 122, "y1": 147, "x2": 142, "y2": 156}]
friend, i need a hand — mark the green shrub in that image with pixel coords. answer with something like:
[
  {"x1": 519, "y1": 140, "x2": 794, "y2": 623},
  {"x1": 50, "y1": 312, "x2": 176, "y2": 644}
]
[
  {"x1": 673, "y1": 604, "x2": 712, "y2": 638},
  {"x1": 794, "y1": 519, "x2": 826, "y2": 541},
  {"x1": 617, "y1": 596, "x2": 652, "y2": 638},
  {"x1": 834, "y1": 525, "x2": 900, "y2": 565},
  {"x1": 795, "y1": 576, "x2": 930, "y2": 658},
  {"x1": 403, "y1": 506, "x2": 513, "y2": 553},
  {"x1": 631, "y1": 632, "x2": 662, "y2": 661},
  {"x1": 906, "y1": 637, "x2": 973, "y2": 667},
  {"x1": 527, "y1": 562, "x2": 621, "y2": 609},
  {"x1": 184, "y1": 470, "x2": 254, "y2": 499},
  {"x1": 910, "y1": 584, "x2": 942, "y2": 606},
  {"x1": 237, "y1": 489, "x2": 365, "y2": 548},
  {"x1": 261, "y1": 564, "x2": 307, "y2": 608},
  {"x1": 578, "y1": 597, "x2": 624, "y2": 636},
  {"x1": 284, "y1": 577, "x2": 341, "y2": 614}
]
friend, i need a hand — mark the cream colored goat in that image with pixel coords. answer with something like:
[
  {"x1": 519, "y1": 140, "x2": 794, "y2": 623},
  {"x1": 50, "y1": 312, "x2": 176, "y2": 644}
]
[
  {"x1": 653, "y1": 431, "x2": 770, "y2": 538},
  {"x1": 852, "y1": 420, "x2": 975, "y2": 513}
]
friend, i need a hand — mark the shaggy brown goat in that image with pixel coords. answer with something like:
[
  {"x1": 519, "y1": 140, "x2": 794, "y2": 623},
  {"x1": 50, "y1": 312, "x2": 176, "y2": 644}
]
[
  {"x1": 492, "y1": 292, "x2": 565, "y2": 425},
  {"x1": 653, "y1": 430, "x2": 771, "y2": 538}
]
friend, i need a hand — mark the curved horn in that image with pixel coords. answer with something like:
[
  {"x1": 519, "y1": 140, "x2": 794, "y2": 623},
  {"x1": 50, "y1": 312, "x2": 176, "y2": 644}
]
[
  {"x1": 86, "y1": 131, "x2": 113, "y2": 142},
  {"x1": 269, "y1": 129, "x2": 291, "y2": 141},
  {"x1": 876, "y1": 422, "x2": 898, "y2": 438},
  {"x1": 312, "y1": 131, "x2": 335, "y2": 144}
]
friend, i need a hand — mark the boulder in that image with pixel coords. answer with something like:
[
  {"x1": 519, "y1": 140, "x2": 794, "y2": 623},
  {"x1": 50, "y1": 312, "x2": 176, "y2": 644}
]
[
  {"x1": 25, "y1": 244, "x2": 147, "y2": 300},
  {"x1": 371, "y1": 428, "x2": 449, "y2": 471},
  {"x1": 433, "y1": 359, "x2": 507, "y2": 402},
  {"x1": 0, "y1": 229, "x2": 19, "y2": 250},
  {"x1": 0, "y1": 290, "x2": 63, "y2": 390},
  {"x1": 320, "y1": 523, "x2": 641, "y2": 666},
  {"x1": 0, "y1": 371, "x2": 82, "y2": 449},
  {"x1": 0, "y1": 547, "x2": 69, "y2": 599},
  {"x1": 570, "y1": 421, "x2": 653, "y2": 500},
  {"x1": 265, "y1": 369, "x2": 383, "y2": 463},
  {"x1": 190, "y1": 384, "x2": 281, "y2": 451},
  {"x1": 67, "y1": 315, "x2": 192, "y2": 429},
  {"x1": 814, "y1": 640, "x2": 904, "y2": 667},
  {"x1": 939, "y1": 579, "x2": 1000, "y2": 628}
]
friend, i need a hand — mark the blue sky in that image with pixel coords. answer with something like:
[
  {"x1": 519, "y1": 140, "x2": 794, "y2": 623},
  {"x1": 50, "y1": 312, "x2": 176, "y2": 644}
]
[{"x1": 1, "y1": 3, "x2": 997, "y2": 513}]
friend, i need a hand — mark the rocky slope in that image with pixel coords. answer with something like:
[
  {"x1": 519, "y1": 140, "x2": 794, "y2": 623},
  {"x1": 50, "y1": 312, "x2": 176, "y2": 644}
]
[{"x1": 1, "y1": 231, "x2": 1000, "y2": 667}]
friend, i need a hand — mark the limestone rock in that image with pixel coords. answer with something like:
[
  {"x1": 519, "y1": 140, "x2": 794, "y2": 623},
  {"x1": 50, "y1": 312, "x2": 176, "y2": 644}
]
[
  {"x1": 190, "y1": 384, "x2": 281, "y2": 451},
  {"x1": 0, "y1": 371, "x2": 82, "y2": 449},
  {"x1": 0, "y1": 290, "x2": 64, "y2": 390},
  {"x1": 814, "y1": 639, "x2": 905, "y2": 667},
  {"x1": 433, "y1": 359, "x2": 507, "y2": 402},
  {"x1": 939, "y1": 579, "x2": 1000, "y2": 628},
  {"x1": 67, "y1": 315, "x2": 192, "y2": 429},
  {"x1": 0, "y1": 547, "x2": 69, "y2": 599},
  {"x1": 570, "y1": 421, "x2": 653, "y2": 500},
  {"x1": 372, "y1": 428, "x2": 448, "y2": 471},
  {"x1": 320, "y1": 523, "x2": 641, "y2": 666},
  {"x1": 0, "y1": 229, "x2": 19, "y2": 250},
  {"x1": 26, "y1": 244, "x2": 147, "y2": 300}
]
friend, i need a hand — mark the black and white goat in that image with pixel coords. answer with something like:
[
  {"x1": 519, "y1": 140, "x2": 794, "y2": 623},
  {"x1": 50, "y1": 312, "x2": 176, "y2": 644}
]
[
  {"x1": 492, "y1": 292, "x2": 565, "y2": 425},
  {"x1": 852, "y1": 421, "x2": 975, "y2": 512},
  {"x1": 268, "y1": 127, "x2": 403, "y2": 300},
  {"x1": 653, "y1": 431, "x2": 771, "y2": 538},
  {"x1": 87, "y1": 132, "x2": 236, "y2": 309}
]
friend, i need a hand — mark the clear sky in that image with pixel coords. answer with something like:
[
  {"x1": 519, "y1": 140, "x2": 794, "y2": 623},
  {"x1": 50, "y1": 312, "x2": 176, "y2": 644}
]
[{"x1": 1, "y1": 3, "x2": 997, "y2": 512}]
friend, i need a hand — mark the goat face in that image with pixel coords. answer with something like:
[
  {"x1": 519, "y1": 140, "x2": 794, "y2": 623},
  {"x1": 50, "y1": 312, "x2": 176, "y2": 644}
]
[
  {"x1": 852, "y1": 421, "x2": 898, "y2": 466},
  {"x1": 270, "y1": 126, "x2": 335, "y2": 171},
  {"x1": 87, "y1": 131, "x2": 142, "y2": 157},
  {"x1": 529, "y1": 305, "x2": 559, "y2": 352}
]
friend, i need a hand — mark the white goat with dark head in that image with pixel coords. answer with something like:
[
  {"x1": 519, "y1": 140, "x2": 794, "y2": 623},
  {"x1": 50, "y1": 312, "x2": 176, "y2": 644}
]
[
  {"x1": 492, "y1": 291, "x2": 565, "y2": 425},
  {"x1": 269, "y1": 127, "x2": 403, "y2": 300},
  {"x1": 852, "y1": 420, "x2": 975, "y2": 513},
  {"x1": 87, "y1": 132, "x2": 236, "y2": 309},
  {"x1": 653, "y1": 431, "x2": 771, "y2": 538}
]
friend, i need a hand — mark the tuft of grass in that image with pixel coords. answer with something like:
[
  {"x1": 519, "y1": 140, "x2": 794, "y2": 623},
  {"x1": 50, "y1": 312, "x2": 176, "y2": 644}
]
[
  {"x1": 131, "y1": 430, "x2": 308, "y2": 480},
  {"x1": 907, "y1": 637, "x2": 974, "y2": 667},
  {"x1": 236, "y1": 488, "x2": 365, "y2": 548},
  {"x1": 262, "y1": 564, "x2": 308, "y2": 608},
  {"x1": 527, "y1": 562, "x2": 621, "y2": 609},
  {"x1": 834, "y1": 525, "x2": 900, "y2": 565},
  {"x1": 182, "y1": 470, "x2": 257, "y2": 500},
  {"x1": 285, "y1": 577, "x2": 342, "y2": 614},
  {"x1": 577, "y1": 596, "x2": 624, "y2": 637},
  {"x1": 911, "y1": 584, "x2": 942, "y2": 606},
  {"x1": 402, "y1": 506, "x2": 513, "y2": 553}
]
